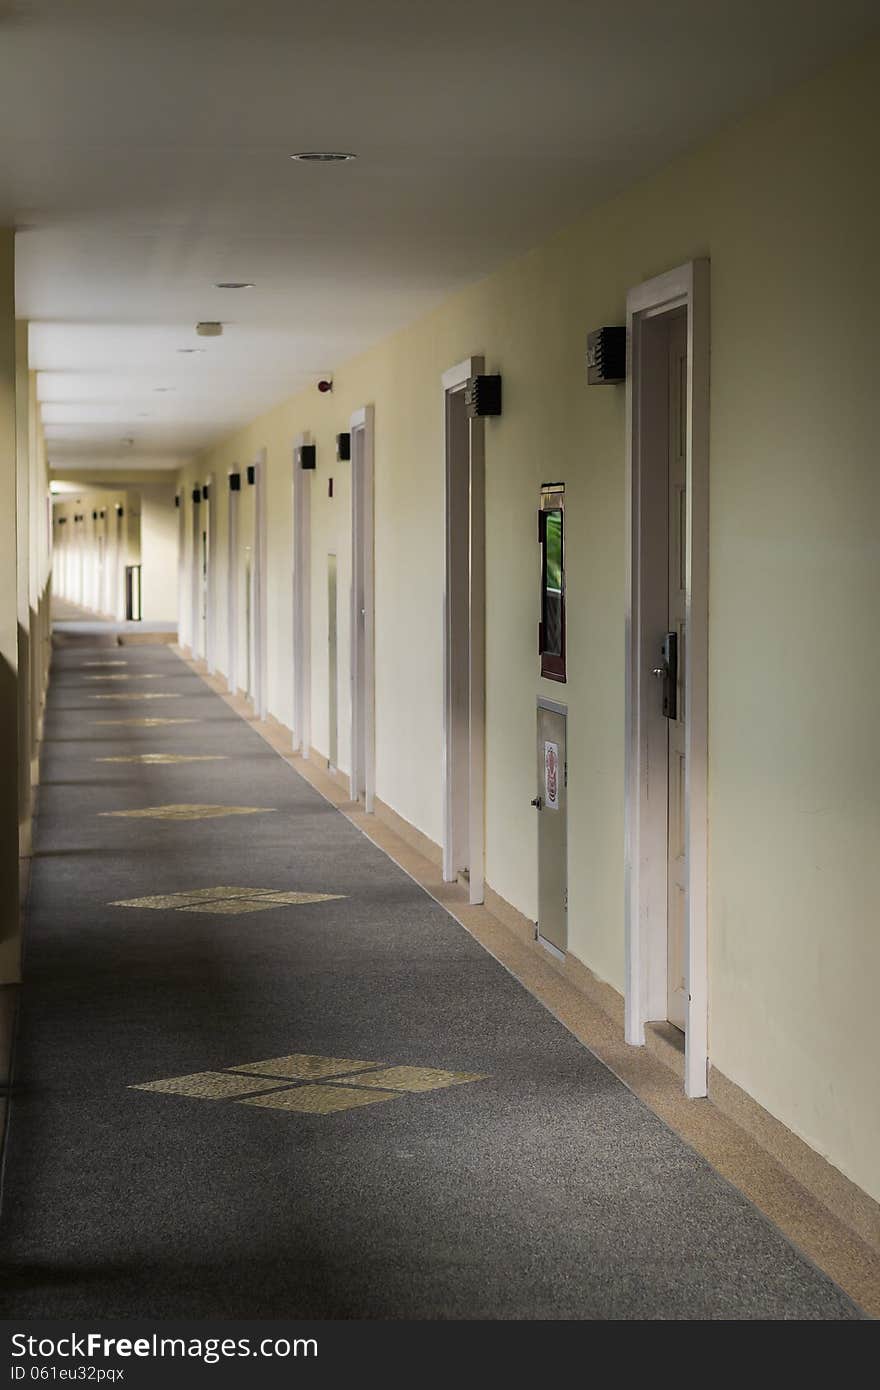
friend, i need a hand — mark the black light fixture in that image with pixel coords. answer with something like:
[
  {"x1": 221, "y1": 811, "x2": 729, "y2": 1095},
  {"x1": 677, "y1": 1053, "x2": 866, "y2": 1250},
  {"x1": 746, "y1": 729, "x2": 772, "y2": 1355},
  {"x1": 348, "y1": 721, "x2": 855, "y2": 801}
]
[
  {"x1": 296, "y1": 444, "x2": 316, "y2": 470},
  {"x1": 229, "y1": 472, "x2": 241, "y2": 492},
  {"x1": 92, "y1": 509, "x2": 98, "y2": 519},
  {"x1": 586, "y1": 327, "x2": 626, "y2": 385},
  {"x1": 99, "y1": 509, "x2": 105, "y2": 519},
  {"x1": 175, "y1": 495, "x2": 180, "y2": 508},
  {"x1": 336, "y1": 432, "x2": 351, "y2": 462},
  {"x1": 192, "y1": 487, "x2": 201, "y2": 504},
  {"x1": 202, "y1": 483, "x2": 209, "y2": 500},
  {"x1": 116, "y1": 505, "x2": 124, "y2": 518},
  {"x1": 246, "y1": 464, "x2": 256, "y2": 485},
  {"x1": 465, "y1": 374, "x2": 502, "y2": 418}
]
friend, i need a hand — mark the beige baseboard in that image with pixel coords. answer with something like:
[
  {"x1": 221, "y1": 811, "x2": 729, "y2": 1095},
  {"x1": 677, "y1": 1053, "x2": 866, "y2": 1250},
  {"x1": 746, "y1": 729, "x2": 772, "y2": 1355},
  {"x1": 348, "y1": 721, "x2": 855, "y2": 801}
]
[
  {"x1": 373, "y1": 796, "x2": 443, "y2": 869},
  {"x1": 708, "y1": 1067, "x2": 880, "y2": 1255},
  {"x1": 308, "y1": 745, "x2": 350, "y2": 795},
  {"x1": 117, "y1": 630, "x2": 178, "y2": 646}
]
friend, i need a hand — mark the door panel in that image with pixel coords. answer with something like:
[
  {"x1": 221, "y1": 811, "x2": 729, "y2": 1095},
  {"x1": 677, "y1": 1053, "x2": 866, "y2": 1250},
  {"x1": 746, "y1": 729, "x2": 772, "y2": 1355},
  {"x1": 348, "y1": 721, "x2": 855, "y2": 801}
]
[
  {"x1": 537, "y1": 705, "x2": 567, "y2": 954},
  {"x1": 328, "y1": 553, "x2": 338, "y2": 771},
  {"x1": 666, "y1": 308, "x2": 688, "y2": 1030}
]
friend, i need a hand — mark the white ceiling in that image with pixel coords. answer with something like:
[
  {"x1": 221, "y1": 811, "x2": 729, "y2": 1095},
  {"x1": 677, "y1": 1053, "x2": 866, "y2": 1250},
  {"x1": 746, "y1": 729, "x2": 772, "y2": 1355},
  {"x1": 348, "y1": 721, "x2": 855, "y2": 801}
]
[{"x1": 4, "y1": 0, "x2": 878, "y2": 472}]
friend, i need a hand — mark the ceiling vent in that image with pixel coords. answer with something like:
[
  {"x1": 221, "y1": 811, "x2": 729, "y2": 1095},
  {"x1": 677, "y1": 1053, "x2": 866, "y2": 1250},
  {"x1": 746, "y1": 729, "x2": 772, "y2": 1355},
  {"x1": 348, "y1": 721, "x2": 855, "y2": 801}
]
[{"x1": 196, "y1": 321, "x2": 223, "y2": 337}]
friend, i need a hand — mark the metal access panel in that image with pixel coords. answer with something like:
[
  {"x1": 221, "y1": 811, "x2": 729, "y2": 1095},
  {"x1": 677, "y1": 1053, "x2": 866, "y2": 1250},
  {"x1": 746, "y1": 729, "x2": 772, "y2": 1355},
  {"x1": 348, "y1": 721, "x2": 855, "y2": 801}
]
[{"x1": 536, "y1": 700, "x2": 567, "y2": 956}]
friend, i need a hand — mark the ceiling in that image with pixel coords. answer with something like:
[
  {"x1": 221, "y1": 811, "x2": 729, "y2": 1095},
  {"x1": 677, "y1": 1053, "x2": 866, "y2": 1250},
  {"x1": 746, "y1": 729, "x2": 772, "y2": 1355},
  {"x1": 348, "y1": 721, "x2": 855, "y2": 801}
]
[{"x1": 4, "y1": 1, "x2": 878, "y2": 472}]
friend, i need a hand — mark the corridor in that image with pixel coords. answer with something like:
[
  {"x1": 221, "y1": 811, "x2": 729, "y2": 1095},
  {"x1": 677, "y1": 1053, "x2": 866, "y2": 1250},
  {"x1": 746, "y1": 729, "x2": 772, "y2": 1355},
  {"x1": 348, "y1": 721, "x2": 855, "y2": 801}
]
[{"x1": 0, "y1": 636, "x2": 864, "y2": 1320}]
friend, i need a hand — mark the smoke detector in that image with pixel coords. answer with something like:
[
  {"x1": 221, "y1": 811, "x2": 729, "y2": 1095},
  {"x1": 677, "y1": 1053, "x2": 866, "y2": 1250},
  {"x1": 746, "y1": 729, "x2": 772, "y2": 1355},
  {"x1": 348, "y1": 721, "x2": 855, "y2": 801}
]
[
  {"x1": 291, "y1": 152, "x2": 356, "y2": 163},
  {"x1": 196, "y1": 321, "x2": 223, "y2": 337}
]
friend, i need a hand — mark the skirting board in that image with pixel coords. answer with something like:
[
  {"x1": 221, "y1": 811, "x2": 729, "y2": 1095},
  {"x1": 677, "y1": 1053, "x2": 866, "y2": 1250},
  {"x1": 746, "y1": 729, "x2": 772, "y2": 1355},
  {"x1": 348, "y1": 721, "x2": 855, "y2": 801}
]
[
  {"x1": 483, "y1": 884, "x2": 626, "y2": 1031},
  {"x1": 308, "y1": 745, "x2": 351, "y2": 797},
  {"x1": 373, "y1": 796, "x2": 443, "y2": 870},
  {"x1": 708, "y1": 1067, "x2": 880, "y2": 1254},
  {"x1": 117, "y1": 630, "x2": 177, "y2": 646}
]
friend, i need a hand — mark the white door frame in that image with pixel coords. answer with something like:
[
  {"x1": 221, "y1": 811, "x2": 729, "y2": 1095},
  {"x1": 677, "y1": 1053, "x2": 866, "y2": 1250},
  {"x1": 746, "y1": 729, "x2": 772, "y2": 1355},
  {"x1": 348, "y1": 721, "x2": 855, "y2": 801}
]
[
  {"x1": 349, "y1": 404, "x2": 376, "y2": 810},
  {"x1": 624, "y1": 257, "x2": 710, "y2": 1098},
  {"x1": 226, "y1": 471, "x2": 239, "y2": 693},
  {"x1": 189, "y1": 485, "x2": 201, "y2": 658},
  {"x1": 252, "y1": 450, "x2": 268, "y2": 720},
  {"x1": 204, "y1": 473, "x2": 216, "y2": 674},
  {"x1": 441, "y1": 355, "x2": 486, "y2": 906},
  {"x1": 292, "y1": 433, "x2": 312, "y2": 756},
  {"x1": 177, "y1": 489, "x2": 187, "y2": 643},
  {"x1": 113, "y1": 504, "x2": 125, "y2": 620}
]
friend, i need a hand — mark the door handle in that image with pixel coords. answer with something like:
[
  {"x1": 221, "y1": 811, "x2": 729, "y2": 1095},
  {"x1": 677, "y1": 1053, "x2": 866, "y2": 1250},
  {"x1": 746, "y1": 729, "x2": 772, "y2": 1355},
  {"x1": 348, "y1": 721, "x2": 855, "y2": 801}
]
[
  {"x1": 657, "y1": 631, "x2": 678, "y2": 720},
  {"x1": 530, "y1": 796, "x2": 543, "y2": 810}
]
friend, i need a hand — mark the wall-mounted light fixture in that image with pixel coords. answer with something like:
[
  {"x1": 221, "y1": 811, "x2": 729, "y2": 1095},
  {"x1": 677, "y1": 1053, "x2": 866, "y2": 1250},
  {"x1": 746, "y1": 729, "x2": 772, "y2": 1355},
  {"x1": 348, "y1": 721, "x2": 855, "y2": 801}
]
[
  {"x1": 192, "y1": 487, "x2": 201, "y2": 505},
  {"x1": 246, "y1": 464, "x2": 256, "y2": 485},
  {"x1": 296, "y1": 444, "x2": 317, "y2": 470},
  {"x1": 202, "y1": 483, "x2": 210, "y2": 501},
  {"x1": 586, "y1": 327, "x2": 626, "y2": 384},
  {"x1": 336, "y1": 432, "x2": 351, "y2": 462},
  {"x1": 465, "y1": 374, "x2": 502, "y2": 418},
  {"x1": 116, "y1": 505, "x2": 124, "y2": 518},
  {"x1": 229, "y1": 472, "x2": 241, "y2": 492}
]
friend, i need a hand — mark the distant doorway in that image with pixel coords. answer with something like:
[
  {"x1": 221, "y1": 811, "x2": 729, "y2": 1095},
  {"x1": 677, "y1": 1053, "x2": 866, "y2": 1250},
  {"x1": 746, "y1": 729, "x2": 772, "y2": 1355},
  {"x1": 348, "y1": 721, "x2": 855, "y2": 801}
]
[
  {"x1": 441, "y1": 357, "x2": 486, "y2": 906},
  {"x1": 349, "y1": 405, "x2": 375, "y2": 809},
  {"x1": 292, "y1": 435, "x2": 312, "y2": 755},
  {"x1": 226, "y1": 472, "x2": 240, "y2": 693},
  {"x1": 625, "y1": 259, "x2": 710, "y2": 1098},
  {"x1": 190, "y1": 487, "x2": 203, "y2": 657}
]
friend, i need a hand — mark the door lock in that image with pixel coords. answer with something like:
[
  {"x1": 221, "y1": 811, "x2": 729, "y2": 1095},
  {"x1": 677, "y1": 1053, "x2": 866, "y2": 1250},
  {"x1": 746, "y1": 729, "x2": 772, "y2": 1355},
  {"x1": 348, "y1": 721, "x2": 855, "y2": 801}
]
[{"x1": 530, "y1": 796, "x2": 543, "y2": 810}]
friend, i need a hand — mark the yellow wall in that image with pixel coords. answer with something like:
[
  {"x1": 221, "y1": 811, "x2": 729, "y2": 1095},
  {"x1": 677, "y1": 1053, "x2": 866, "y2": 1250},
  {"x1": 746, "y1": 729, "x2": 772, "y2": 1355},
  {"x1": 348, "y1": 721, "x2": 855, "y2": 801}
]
[
  {"x1": 50, "y1": 478, "x2": 179, "y2": 622},
  {"x1": 179, "y1": 44, "x2": 880, "y2": 1202},
  {"x1": 138, "y1": 482, "x2": 179, "y2": 622},
  {"x1": 52, "y1": 490, "x2": 128, "y2": 616}
]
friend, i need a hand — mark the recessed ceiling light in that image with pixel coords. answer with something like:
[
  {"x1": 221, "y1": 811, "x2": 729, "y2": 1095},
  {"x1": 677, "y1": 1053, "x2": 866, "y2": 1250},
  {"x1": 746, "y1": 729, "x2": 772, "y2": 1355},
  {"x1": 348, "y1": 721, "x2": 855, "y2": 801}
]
[
  {"x1": 177, "y1": 347, "x2": 205, "y2": 354},
  {"x1": 214, "y1": 281, "x2": 254, "y2": 290},
  {"x1": 290, "y1": 151, "x2": 357, "y2": 162}
]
